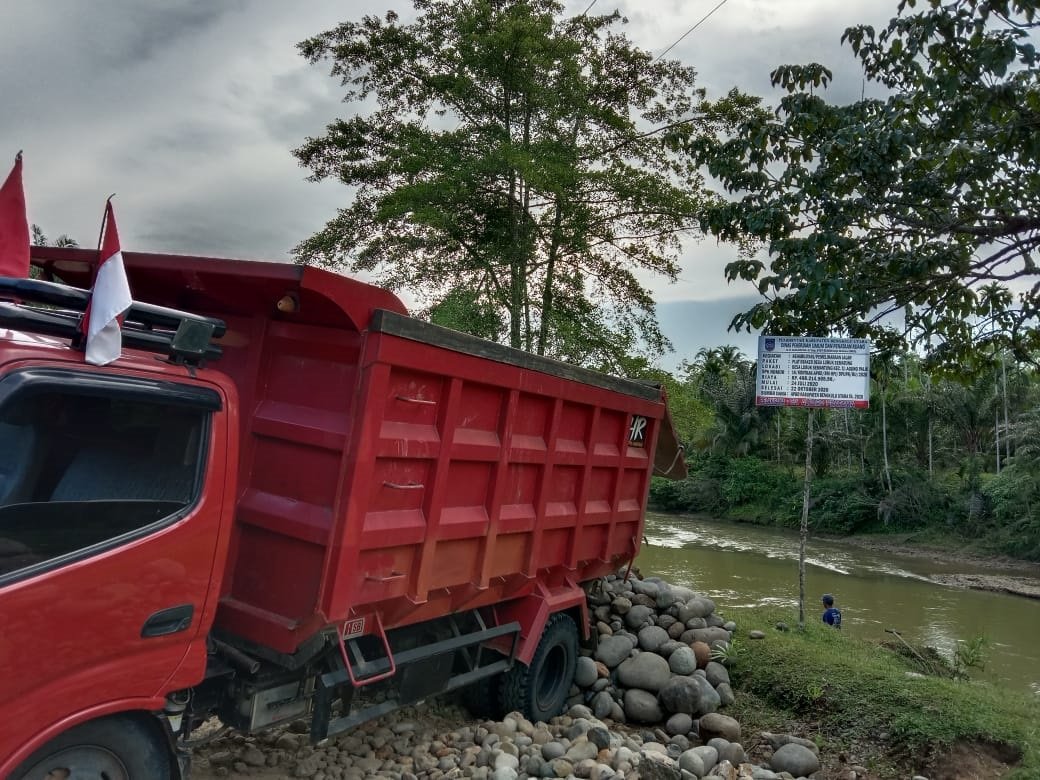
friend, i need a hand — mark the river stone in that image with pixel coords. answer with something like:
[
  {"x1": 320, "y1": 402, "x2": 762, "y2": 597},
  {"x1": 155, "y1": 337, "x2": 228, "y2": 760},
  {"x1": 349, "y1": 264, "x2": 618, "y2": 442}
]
[
  {"x1": 705, "y1": 614, "x2": 726, "y2": 628},
  {"x1": 597, "y1": 620, "x2": 613, "y2": 637},
  {"x1": 657, "y1": 614, "x2": 677, "y2": 630},
  {"x1": 658, "y1": 676, "x2": 701, "y2": 715},
  {"x1": 669, "y1": 584, "x2": 697, "y2": 603},
  {"x1": 638, "y1": 751, "x2": 681, "y2": 780},
  {"x1": 587, "y1": 726, "x2": 611, "y2": 751},
  {"x1": 623, "y1": 688, "x2": 663, "y2": 723},
  {"x1": 625, "y1": 605, "x2": 655, "y2": 630},
  {"x1": 715, "y1": 682, "x2": 736, "y2": 707},
  {"x1": 656, "y1": 586, "x2": 679, "y2": 610},
  {"x1": 748, "y1": 630, "x2": 766, "y2": 640},
  {"x1": 677, "y1": 749, "x2": 705, "y2": 778},
  {"x1": 669, "y1": 646, "x2": 698, "y2": 675},
  {"x1": 591, "y1": 691, "x2": 614, "y2": 719},
  {"x1": 631, "y1": 578, "x2": 660, "y2": 599},
  {"x1": 770, "y1": 744, "x2": 821, "y2": 777},
  {"x1": 679, "y1": 598, "x2": 715, "y2": 622},
  {"x1": 684, "y1": 617, "x2": 708, "y2": 630},
  {"x1": 698, "y1": 713, "x2": 741, "y2": 742},
  {"x1": 723, "y1": 621, "x2": 736, "y2": 632},
  {"x1": 632, "y1": 593, "x2": 657, "y2": 609},
  {"x1": 691, "y1": 641, "x2": 712, "y2": 668},
  {"x1": 667, "y1": 621, "x2": 687, "y2": 640},
  {"x1": 692, "y1": 675, "x2": 721, "y2": 715},
  {"x1": 618, "y1": 653, "x2": 671, "y2": 692},
  {"x1": 665, "y1": 712, "x2": 693, "y2": 736},
  {"x1": 549, "y1": 758, "x2": 574, "y2": 777},
  {"x1": 705, "y1": 661, "x2": 730, "y2": 687},
  {"x1": 542, "y1": 741, "x2": 567, "y2": 760},
  {"x1": 689, "y1": 627, "x2": 731, "y2": 647},
  {"x1": 595, "y1": 635, "x2": 635, "y2": 668},
  {"x1": 658, "y1": 639, "x2": 683, "y2": 658},
  {"x1": 751, "y1": 769, "x2": 780, "y2": 780},
  {"x1": 720, "y1": 741, "x2": 746, "y2": 765},
  {"x1": 691, "y1": 745, "x2": 718, "y2": 773},
  {"x1": 591, "y1": 677, "x2": 609, "y2": 692},
  {"x1": 612, "y1": 596, "x2": 632, "y2": 615},
  {"x1": 575, "y1": 657, "x2": 598, "y2": 687},
  {"x1": 761, "y1": 733, "x2": 820, "y2": 755},
  {"x1": 564, "y1": 738, "x2": 599, "y2": 763},
  {"x1": 635, "y1": 626, "x2": 668, "y2": 653}
]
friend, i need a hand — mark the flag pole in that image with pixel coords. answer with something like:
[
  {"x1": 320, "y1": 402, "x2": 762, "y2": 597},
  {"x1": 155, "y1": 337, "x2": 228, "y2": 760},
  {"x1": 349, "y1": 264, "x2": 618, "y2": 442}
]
[{"x1": 94, "y1": 193, "x2": 116, "y2": 259}]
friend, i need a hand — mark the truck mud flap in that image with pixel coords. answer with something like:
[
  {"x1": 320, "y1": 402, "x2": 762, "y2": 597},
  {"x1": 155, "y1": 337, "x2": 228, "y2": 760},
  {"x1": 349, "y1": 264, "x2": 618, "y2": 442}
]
[{"x1": 310, "y1": 614, "x2": 520, "y2": 742}]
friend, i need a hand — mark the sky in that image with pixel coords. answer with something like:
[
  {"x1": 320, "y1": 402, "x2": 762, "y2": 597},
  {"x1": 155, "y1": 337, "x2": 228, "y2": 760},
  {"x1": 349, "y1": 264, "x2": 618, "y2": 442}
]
[{"x1": 2, "y1": 0, "x2": 898, "y2": 370}]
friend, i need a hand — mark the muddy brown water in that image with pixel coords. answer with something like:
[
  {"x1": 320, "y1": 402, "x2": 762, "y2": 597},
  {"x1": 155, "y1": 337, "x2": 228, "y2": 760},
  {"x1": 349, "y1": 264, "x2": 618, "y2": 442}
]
[{"x1": 636, "y1": 512, "x2": 1040, "y2": 695}]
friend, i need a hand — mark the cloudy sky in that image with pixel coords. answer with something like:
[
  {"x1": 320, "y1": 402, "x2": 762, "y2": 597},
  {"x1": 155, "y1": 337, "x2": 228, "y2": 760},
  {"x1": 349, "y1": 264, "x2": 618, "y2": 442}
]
[{"x1": 3, "y1": 0, "x2": 897, "y2": 368}]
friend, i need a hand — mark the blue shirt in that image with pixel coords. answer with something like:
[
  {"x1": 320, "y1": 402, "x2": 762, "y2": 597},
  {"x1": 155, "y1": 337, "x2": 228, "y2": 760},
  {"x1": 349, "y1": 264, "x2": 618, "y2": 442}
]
[{"x1": 823, "y1": 607, "x2": 842, "y2": 628}]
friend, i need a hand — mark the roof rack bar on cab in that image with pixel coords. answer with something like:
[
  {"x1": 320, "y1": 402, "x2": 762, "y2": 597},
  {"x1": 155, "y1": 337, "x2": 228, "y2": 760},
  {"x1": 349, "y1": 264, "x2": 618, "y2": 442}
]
[
  {"x1": 0, "y1": 277, "x2": 227, "y2": 338},
  {"x1": 0, "y1": 276, "x2": 225, "y2": 364}
]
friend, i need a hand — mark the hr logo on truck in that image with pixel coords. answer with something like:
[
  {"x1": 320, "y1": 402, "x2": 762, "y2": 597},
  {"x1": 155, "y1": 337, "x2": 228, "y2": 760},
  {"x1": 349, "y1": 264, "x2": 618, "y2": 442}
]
[
  {"x1": 629, "y1": 415, "x2": 647, "y2": 447},
  {"x1": 343, "y1": 617, "x2": 366, "y2": 639}
]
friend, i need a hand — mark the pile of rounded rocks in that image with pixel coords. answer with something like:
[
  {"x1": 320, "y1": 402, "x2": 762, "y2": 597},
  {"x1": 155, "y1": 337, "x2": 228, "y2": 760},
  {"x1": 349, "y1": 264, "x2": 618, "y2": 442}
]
[{"x1": 192, "y1": 572, "x2": 829, "y2": 780}]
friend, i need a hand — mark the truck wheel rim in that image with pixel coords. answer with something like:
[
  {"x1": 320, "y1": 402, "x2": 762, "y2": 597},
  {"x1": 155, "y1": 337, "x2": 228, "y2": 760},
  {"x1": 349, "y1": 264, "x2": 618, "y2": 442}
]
[{"x1": 23, "y1": 746, "x2": 129, "y2": 780}]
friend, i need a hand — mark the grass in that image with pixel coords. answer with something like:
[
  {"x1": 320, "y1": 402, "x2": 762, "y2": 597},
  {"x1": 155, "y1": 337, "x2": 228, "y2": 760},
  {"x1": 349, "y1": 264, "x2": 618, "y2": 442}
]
[{"x1": 724, "y1": 607, "x2": 1040, "y2": 778}]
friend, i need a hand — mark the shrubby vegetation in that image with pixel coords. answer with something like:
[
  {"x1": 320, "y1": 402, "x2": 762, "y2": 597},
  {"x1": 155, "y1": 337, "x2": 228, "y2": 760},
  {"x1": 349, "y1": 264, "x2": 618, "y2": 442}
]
[
  {"x1": 648, "y1": 346, "x2": 1040, "y2": 560},
  {"x1": 727, "y1": 606, "x2": 1040, "y2": 778}
]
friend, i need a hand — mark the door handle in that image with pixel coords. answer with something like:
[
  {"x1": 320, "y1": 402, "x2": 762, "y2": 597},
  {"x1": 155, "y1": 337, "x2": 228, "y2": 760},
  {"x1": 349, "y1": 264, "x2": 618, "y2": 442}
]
[{"x1": 141, "y1": 604, "x2": 194, "y2": 638}]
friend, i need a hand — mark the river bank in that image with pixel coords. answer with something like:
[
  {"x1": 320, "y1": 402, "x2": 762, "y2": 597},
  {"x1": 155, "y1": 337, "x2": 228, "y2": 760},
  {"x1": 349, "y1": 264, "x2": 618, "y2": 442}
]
[
  {"x1": 793, "y1": 528, "x2": 1040, "y2": 600},
  {"x1": 652, "y1": 510, "x2": 1040, "y2": 600}
]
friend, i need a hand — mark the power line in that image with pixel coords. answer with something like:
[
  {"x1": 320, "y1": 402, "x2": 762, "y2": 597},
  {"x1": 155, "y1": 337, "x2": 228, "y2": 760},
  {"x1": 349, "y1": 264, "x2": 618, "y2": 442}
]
[
  {"x1": 653, "y1": 0, "x2": 732, "y2": 62},
  {"x1": 580, "y1": 0, "x2": 598, "y2": 15}
]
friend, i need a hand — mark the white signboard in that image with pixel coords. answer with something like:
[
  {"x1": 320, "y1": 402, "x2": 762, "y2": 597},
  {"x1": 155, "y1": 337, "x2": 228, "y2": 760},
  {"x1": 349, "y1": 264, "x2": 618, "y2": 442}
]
[{"x1": 756, "y1": 336, "x2": 870, "y2": 409}]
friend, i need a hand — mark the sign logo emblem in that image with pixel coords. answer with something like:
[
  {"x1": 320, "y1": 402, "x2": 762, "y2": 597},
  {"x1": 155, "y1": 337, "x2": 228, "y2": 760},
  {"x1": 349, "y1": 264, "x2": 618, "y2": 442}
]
[
  {"x1": 764, "y1": 338, "x2": 775, "y2": 351},
  {"x1": 343, "y1": 617, "x2": 366, "y2": 639},
  {"x1": 629, "y1": 415, "x2": 647, "y2": 447}
]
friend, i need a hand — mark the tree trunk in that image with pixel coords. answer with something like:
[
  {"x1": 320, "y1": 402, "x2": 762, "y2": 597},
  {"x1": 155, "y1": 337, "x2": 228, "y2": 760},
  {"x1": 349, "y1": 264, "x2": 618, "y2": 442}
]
[
  {"x1": 1002, "y1": 353, "x2": 1010, "y2": 460},
  {"x1": 881, "y1": 383, "x2": 892, "y2": 494},
  {"x1": 798, "y1": 409, "x2": 814, "y2": 630}
]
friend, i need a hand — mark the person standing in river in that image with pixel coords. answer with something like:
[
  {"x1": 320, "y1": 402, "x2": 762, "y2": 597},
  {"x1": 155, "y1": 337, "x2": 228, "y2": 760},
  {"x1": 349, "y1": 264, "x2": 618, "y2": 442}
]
[{"x1": 822, "y1": 594, "x2": 842, "y2": 629}]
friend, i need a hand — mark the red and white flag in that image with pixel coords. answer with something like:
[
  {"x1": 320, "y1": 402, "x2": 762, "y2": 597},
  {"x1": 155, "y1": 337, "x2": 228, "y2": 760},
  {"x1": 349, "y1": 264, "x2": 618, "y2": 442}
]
[
  {"x1": 83, "y1": 200, "x2": 132, "y2": 366},
  {"x1": 0, "y1": 152, "x2": 29, "y2": 278}
]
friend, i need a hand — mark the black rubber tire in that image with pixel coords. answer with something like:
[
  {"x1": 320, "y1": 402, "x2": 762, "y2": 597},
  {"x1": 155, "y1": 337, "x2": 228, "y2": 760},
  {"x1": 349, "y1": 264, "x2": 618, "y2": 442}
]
[
  {"x1": 500, "y1": 612, "x2": 578, "y2": 723},
  {"x1": 11, "y1": 714, "x2": 173, "y2": 780},
  {"x1": 460, "y1": 671, "x2": 505, "y2": 719}
]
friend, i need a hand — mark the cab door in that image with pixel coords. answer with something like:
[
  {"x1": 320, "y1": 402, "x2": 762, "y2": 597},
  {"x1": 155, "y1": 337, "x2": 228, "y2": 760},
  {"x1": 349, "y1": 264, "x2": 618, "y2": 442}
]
[{"x1": 0, "y1": 368, "x2": 229, "y2": 767}]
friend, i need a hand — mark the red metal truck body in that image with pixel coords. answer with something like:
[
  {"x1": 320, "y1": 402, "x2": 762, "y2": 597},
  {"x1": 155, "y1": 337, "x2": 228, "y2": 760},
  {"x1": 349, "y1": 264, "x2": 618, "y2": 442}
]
[{"x1": 0, "y1": 247, "x2": 679, "y2": 777}]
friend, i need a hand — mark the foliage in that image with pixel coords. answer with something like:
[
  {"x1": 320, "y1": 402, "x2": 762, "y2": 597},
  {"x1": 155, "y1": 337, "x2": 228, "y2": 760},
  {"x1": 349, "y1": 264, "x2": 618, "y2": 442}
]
[
  {"x1": 690, "y1": 0, "x2": 1040, "y2": 374},
  {"x1": 727, "y1": 607, "x2": 1040, "y2": 777},
  {"x1": 954, "y1": 634, "x2": 991, "y2": 676},
  {"x1": 294, "y1": 0, "x2": 733, "y2": 366}
]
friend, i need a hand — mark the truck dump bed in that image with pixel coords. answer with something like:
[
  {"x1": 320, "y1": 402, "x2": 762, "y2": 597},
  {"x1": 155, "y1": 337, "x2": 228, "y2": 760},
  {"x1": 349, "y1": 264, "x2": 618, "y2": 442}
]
[{"x1": 30, "y1": 248, "x2": 680, "y2": 656}]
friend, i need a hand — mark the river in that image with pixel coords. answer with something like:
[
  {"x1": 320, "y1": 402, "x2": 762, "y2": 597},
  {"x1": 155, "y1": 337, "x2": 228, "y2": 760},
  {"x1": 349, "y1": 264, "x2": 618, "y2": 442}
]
[{"x1": 636, "y1": 512, "x2": 1040, "y2": 695}]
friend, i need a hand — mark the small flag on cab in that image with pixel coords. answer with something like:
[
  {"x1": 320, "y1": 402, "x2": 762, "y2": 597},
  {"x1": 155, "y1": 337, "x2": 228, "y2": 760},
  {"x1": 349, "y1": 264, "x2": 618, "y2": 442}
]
[
  {"x1": 80, "y1": 197, "x2": 133, "y2": 366},
  {"x1": 0, "y1": 151, "x2": 30, "y2": 279}
]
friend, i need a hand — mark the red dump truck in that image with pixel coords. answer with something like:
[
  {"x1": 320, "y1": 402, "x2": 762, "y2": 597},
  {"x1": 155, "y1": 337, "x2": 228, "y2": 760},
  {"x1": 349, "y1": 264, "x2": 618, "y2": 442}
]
[{"x1": 0, "y1": 247, "x2": 684, "y2": 779}]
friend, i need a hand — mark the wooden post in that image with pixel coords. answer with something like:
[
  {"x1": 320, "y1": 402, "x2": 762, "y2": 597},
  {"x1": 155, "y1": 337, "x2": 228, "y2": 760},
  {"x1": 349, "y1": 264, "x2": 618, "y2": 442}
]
[{"x1": 798, "y1": 408, "x2": 814, "y2": 630}]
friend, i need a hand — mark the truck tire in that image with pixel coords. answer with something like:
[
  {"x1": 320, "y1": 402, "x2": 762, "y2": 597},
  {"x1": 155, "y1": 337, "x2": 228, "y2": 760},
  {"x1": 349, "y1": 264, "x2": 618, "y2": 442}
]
[
  {"x1": 500, "y1": 612, "x2": 578, "y2": 723},
  {"x1": 461, "y1": 671, "x2": 504, "y2": 719},
  {"x1": 11, "y1": 714, "x2": 172, "y2": 780}
]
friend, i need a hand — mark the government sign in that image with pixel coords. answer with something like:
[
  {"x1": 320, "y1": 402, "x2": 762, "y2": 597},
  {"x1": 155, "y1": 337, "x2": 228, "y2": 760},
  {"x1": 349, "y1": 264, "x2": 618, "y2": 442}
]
[{"x1": 756, "y1": 336, "x2": 870, "y2": 409}]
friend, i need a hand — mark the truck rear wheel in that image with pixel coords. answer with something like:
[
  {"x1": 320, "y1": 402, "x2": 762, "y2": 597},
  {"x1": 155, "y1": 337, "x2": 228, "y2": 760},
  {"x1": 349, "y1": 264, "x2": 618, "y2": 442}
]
[
  {"x1": 500, "y1": 612, "x2": 578, "y2": 723},
  {"x1": 12, "y1": 714, "x2": 172, "y2": 780}
]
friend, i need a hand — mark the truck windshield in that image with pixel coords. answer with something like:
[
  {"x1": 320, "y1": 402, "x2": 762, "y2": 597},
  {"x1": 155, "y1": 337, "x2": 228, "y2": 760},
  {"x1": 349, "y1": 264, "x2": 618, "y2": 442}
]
[{"x1": 0, "y1": 389, "x2": 207, "y2": 578}]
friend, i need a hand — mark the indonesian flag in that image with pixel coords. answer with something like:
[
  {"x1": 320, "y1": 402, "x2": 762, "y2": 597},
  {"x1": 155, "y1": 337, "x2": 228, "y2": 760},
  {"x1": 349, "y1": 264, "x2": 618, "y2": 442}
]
[
  {"x1": 83, "y1": 201, "x2": 132, "y2": 366},
  {"x1": 0, "y1": 152, "x2": 29, "y2": 278}
]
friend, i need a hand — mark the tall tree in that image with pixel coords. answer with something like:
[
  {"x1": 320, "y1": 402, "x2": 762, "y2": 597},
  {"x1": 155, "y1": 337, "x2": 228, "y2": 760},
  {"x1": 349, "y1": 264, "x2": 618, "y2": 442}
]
[
  {"x1": 690, "y1": 0, "x2": 1040, "y2": 373},
  {"x1": 295, "y1": 0, "x2": 717, "y2": 367}
]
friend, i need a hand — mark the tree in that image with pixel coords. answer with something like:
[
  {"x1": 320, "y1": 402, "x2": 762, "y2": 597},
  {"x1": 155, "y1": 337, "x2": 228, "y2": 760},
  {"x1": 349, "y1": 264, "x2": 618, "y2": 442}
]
[
  {"x1": 294, "y1": 0, "x2": 717, "y2": 367},
  {"x1": 691, "y1": 0, "x2": 1040, "y2": 373}
]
